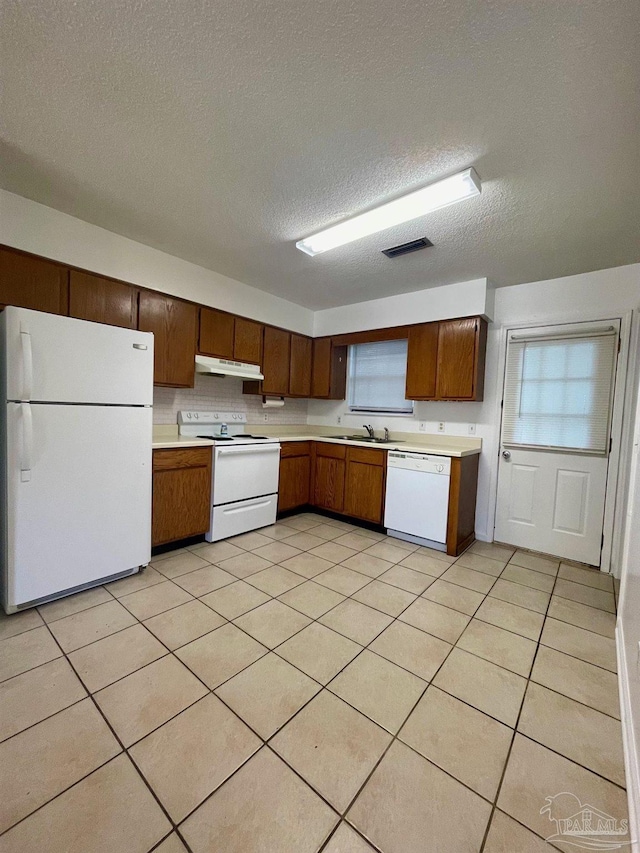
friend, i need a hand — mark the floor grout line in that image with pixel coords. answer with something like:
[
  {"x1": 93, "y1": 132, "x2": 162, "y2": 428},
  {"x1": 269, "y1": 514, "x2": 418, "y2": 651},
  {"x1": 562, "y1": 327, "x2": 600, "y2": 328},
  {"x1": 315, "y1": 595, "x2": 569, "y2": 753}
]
[{"x1": 0, "y1": 516, "x2": 627, "y2": 852}]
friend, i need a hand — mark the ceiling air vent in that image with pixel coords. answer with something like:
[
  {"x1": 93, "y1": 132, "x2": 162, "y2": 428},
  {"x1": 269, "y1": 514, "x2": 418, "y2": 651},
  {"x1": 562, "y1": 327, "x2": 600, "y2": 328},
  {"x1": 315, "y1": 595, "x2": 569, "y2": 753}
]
[{"x1": 382, "y1": 237, "x2": 433, "y2": 258}]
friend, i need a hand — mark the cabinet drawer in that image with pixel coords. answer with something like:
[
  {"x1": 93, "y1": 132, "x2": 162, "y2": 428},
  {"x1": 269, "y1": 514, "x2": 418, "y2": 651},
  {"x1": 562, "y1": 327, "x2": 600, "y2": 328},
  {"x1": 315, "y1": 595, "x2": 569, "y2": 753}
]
[
  {"x1": 153, "y1": 447, "x2": 212, "y2": 471},
  {"x1": 280, "y1": 441, "x2": 311, "y2": 459},
  {"x1": 346, "y1": 446, "x2": 386, "y2": 466},
  {"x1": 314, "y1": 442, "x2": 347, "y2": 460}
]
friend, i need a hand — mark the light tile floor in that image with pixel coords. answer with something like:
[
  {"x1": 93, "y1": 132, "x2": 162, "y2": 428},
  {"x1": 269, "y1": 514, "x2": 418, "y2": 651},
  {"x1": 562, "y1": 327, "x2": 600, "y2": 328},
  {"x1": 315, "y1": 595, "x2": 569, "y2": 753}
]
[{"x1": 0, "y1": 512, "x2": 629, "y2": 853}]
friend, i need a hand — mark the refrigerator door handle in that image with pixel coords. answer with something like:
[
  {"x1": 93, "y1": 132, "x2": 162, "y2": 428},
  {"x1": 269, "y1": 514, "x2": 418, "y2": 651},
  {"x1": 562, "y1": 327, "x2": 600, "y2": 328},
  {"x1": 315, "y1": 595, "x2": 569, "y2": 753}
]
[
  {"x1": 20, "y1": 329, "x2": 33, "y2": 401},
  {"x1": 20, "y1": 403, "x2": 33, "y2": 482}
]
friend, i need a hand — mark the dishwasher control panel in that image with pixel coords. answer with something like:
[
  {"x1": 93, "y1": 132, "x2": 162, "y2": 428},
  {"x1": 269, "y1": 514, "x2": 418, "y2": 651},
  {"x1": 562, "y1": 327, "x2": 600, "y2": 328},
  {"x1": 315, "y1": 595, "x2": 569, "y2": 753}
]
[{"x1": 387, "y1": 452, "x2": 451, "y2": 475}]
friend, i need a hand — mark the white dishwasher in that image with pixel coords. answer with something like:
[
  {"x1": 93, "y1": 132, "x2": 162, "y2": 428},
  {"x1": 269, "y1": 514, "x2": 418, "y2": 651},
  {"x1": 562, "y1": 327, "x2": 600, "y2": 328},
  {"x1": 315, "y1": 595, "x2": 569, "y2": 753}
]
[{"x1": 384, "y1": 452, "x2": 451, "y2": 551}]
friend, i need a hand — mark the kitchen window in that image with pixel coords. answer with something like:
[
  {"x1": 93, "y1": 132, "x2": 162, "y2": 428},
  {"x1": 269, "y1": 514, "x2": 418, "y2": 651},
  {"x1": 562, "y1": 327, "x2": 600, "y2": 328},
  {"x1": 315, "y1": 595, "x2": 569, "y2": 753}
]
[{"x1": 348, "y1": 339, "x2": 413, "y2": 414}]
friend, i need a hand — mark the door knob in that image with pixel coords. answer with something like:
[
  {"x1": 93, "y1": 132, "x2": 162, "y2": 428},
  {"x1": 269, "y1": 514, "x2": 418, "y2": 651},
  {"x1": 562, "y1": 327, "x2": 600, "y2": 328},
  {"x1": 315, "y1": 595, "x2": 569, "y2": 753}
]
[{"x1": 502, "y1": 450, "x2": 511, "y2": 459}]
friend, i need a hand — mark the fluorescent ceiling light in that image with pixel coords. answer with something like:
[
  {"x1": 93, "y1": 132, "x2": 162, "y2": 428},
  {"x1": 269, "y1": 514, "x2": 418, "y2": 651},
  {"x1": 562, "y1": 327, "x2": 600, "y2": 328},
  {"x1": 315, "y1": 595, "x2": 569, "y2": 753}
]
[{"x1": 296, "y1": 167, "x2": 481, "y2": 256}]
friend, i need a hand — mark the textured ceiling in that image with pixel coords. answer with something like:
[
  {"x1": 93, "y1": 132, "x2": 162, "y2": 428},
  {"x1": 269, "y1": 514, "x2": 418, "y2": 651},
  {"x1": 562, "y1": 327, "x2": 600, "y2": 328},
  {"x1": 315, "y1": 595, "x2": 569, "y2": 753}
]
[{"x1": 1, "y1": 0, "x2": 639, "y2": 309}]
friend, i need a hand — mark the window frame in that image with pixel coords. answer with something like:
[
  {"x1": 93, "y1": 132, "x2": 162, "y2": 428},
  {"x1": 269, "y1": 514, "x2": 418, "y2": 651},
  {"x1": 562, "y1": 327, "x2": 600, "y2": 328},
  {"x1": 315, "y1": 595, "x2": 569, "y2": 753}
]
[
  {"x1": 347, "y1": 339, "x2": 414, "y2": 416},
  {"x1": 501, "y1": 321, "x2": 620, "y2": 455}
]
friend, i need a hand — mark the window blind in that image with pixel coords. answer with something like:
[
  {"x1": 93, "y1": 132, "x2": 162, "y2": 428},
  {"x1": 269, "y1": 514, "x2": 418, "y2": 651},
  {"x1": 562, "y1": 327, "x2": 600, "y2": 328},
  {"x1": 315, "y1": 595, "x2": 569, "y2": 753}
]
[
  {"x1": 348, "y1": 339, "x2": 413, "y2": 414},
  {"x1": 502, "y1": 327, "x2": 618, "y2": 454}
]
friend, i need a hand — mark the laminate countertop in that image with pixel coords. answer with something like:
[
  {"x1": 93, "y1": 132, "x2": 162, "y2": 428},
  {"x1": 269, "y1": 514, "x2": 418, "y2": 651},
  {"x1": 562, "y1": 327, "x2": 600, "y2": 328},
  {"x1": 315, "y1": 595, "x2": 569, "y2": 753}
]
[{"x1": 152, "y1": 431, "x2": 481, "y2": 457}]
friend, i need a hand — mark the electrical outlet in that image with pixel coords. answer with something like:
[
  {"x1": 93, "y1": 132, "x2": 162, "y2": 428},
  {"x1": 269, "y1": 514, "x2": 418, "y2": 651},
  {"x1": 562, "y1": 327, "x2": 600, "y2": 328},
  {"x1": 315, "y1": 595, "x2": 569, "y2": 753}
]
[
  {"x1": 438, "y1": 422, "x2": 445, "y2": 433},
  {"x1": 468, "y1": 423, "x2": 476, "y2": 435},
  {"x1": 337, "y1": 415, "x2": 342, "y2": 425},
  {"x1": 418, "y1": 422, "x2": 427, "y2": 432},
  {"x1": 263, "y1": 413, "x2": 269, "y2": 422}
]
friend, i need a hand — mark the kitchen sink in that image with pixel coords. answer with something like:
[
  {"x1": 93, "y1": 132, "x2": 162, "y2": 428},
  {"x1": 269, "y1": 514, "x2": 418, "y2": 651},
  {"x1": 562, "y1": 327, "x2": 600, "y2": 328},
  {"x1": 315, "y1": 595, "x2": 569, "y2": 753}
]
[{"x1": 329, "y1": 435, "x2": 404, "y2": 444}]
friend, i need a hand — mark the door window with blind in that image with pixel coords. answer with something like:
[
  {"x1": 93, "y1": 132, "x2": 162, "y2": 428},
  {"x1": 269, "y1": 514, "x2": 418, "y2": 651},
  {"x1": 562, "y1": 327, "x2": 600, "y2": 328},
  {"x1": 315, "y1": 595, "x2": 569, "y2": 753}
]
[
  {"x1": 502, "y1": 323, "x2": 619, "y2": 454},
  {"x1": 348, "y1": 340, "x2": 413, "y2": 414}
]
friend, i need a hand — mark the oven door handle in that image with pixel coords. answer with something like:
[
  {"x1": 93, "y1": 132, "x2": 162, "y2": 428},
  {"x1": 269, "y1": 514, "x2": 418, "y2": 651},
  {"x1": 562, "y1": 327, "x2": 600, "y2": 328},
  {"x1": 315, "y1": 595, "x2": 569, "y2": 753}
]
[{"x1": 216, "y1": 445, "x2": 280, "y2": 456}]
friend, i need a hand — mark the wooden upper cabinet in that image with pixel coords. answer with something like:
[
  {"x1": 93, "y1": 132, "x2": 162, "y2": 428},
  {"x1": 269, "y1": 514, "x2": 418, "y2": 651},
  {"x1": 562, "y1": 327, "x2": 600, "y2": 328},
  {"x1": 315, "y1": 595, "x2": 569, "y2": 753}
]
[
  {"x1": 436, "y1": 317, "x2": 487, "y2": 400},
  {"x1": 138, "y1": 291, "x2": 197, "y2": 387},
  {"x1": 234, "y1": 317, "x2": 263, "y2": 364},
  {"x1": 311, "y1": 338, "x2": 347, "y2": 399},
  {"x1": 289, "y1": 334, "x2": 312, "y2": 397},
  {"x1": 261, "y1": 326, "x2": 291, "y2": 396},
  {"x1": 406, "y1": 322, "x2": 439, "y2": 400},
  {"x1": 198, "y1": 307, "x2": 235, "y2": 359},
  {"x1": 0, "y1": 247, "x2": 68, "y2": 314},
  {"x1": 69, "y1": 270, "x2": 137, "y2": 329}
]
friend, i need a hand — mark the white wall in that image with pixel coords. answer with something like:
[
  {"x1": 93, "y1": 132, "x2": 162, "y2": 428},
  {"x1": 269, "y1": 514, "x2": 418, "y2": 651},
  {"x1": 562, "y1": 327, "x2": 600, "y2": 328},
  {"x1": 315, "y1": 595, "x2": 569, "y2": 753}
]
[
  {"x1": 310, "y1": 264, "x2": 640, "y2": 550},
  {"x1": 313, "y1": 278, "x2": 490, "y2": 336},
  {"x1": 153, "y1": 374, "x2": 307, "y2": 426},
  {"x1": 0, "y1": 190, "x2": 315, "y2": 335},
  {"x1": 617, "y1": 327, "x2": 640, "y2": 847}
]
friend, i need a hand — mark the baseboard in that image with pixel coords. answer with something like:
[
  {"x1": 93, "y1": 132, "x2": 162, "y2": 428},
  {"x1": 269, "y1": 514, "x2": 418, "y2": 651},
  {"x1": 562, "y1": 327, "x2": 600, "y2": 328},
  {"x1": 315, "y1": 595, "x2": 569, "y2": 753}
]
[{"x1": 616, "y1": 619, "x2": 640, "y2": 853}]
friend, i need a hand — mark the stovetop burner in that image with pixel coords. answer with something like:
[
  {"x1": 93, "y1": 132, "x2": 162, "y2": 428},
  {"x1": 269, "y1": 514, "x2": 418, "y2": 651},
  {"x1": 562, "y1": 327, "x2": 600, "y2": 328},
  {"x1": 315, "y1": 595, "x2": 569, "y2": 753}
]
[{"x1": 196, "y1": 434, "x2": 271, "y2": 441}]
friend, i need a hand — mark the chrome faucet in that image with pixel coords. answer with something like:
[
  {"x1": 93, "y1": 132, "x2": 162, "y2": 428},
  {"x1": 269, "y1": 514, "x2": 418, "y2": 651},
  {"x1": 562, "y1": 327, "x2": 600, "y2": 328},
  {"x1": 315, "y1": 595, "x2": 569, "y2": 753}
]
[
  {"x1": 363, "y1": 424, "x2": 375, "y2": 438},
  {"x1": 383, "y1": 427, "x2": 390, "y2": 441}
]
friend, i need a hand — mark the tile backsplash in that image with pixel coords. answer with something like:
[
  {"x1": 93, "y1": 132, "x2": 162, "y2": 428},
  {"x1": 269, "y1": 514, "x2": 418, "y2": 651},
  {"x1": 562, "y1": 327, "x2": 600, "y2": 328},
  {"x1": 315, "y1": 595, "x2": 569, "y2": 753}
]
[{"x1": 152, "y1": 375, "x2": 308, "y2": 425}]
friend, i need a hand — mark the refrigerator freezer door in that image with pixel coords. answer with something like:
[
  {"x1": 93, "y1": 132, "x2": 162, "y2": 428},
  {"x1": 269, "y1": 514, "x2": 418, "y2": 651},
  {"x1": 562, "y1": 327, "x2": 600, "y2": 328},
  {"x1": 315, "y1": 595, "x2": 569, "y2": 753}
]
[
  {"x1": 3, "y1": 403, "x2": 152, "y2": 610},
  {"x1": 2, "y1": 307, "x2": 154, "y2": 405}
]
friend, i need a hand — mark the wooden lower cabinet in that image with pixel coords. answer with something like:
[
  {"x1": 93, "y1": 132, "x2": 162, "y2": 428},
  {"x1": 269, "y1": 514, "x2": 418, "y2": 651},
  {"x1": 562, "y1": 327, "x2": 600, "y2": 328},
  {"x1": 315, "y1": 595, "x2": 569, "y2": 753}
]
[
  {"x1": 312, "y1": 444, "x2": 346, "y2": 513},
  {"x1": 446, "y1": 454, "x2": 480, "y2": 556},
  {"x1": 343, "y1": 446, "x2": 386, "y2": 524},
  {"x1": 152, "y1": 447, "x2": 212, "y2": 546},
  {"x1": 278, "y1": 442, "x2": 311, "y2": 512}
]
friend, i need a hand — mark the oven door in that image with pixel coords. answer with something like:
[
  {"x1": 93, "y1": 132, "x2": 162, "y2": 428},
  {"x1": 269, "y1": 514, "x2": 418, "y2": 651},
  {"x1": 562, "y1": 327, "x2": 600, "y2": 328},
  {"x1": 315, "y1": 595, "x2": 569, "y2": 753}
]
[{"x1": 212, "y1": 443, "x2": 281, "y2": 505}]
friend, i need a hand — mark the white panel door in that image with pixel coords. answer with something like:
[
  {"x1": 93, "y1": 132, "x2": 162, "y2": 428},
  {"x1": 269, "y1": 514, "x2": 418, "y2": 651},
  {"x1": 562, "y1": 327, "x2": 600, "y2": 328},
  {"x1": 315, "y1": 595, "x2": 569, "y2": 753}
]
[
  {"x1": 494, "y1": 449, "x2": 608, "y2": 564},
  {"x1": 494, "y1": 321, "x2": 618, "y2": 566},
  {"x1": 5, "y1": 403, "x2": 152, "y2": 609},
  {"x1": 3, "y1": 307, "x2": 154, "y2": 405}
]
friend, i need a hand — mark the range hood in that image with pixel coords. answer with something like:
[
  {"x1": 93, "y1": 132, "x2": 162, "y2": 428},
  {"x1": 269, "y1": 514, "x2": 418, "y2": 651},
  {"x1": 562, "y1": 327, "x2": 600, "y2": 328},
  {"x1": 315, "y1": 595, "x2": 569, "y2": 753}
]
[{"x1": 195, "y1": 355, "x2": 264, "y2": 381}]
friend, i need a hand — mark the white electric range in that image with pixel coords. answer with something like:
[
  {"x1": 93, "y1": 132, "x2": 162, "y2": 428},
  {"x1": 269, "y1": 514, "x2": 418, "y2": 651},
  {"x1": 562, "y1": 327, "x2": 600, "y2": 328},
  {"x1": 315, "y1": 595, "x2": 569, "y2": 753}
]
[{"x1": 178, "y1": 411, "x2": 281, "y2": 541}]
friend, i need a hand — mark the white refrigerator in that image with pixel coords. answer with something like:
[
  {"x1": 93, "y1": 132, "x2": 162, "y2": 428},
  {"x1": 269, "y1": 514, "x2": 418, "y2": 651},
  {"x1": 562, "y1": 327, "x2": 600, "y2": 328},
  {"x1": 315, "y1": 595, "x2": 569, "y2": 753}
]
[{"x1": 0, "y1": 307, "x2": 154, "y2": 613}]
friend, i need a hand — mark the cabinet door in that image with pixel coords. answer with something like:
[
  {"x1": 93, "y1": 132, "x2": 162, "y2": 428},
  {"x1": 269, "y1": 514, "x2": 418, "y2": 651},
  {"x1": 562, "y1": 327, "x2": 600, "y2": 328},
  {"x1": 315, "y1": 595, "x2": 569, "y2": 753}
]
[
  {"x1": 234, "y1": 317, "x2": 263, "y2": 364},
  {"x1": 406, "y1": 323, "x2": 439, "y2": 399},
  {"x1": 152, "y1": 448, "x2": 212, "y2": 546},
  {"x1": 199, "y1": 307, "x2": 235, "y2": 358},
  {"x1": 69, "y1": 270, "x2": 137, "y2": 328},
  {"x1": 344, "y1": 448, "x2": 385, "y2": 524},
  {"x1": 278, "y1": 455, "x2": 311, "y2": 512},
  {"x1": 436, "y1": 317, "x2": 482, "y2": 400},
  {"x1": 262, "y1": 326, "x2": 291, "y2": 396},
  {"x1": 0, "y1": 247, "x2": 68, "y2": 314},
  {"x1": 138, "y1": 291, "x2": 197, "y2": 387},
  {"x1": 344, "y1": 461, "x2": 385, "y2": 523},
  {"x1": 289, "y1": 333, "x2": 312, "y2": 397},
  {"x1": 313, "y1": 456, "x2": 345, "y2": 512}
]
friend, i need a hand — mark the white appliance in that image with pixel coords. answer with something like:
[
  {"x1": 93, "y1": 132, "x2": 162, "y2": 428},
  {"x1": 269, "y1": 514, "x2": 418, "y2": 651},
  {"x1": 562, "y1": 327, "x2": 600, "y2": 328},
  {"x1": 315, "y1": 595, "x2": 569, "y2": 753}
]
[
  {"x1": 384, "y1": 451, "x2": 451, "y2": 551},
  {"x1": 178, "y1": 411, "x2": 280, "y2": 541},
  {"x1": 195, "y1": 355, "x2": 264, "y2": 381},
  {"x1": 1, "y1": 307, "x2": 154, "y2": 613}
]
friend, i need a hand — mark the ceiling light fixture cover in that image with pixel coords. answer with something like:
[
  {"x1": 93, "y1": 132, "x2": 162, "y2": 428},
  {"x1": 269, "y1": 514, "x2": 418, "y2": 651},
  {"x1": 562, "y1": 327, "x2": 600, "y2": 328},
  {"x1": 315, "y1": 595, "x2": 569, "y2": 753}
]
[{"x1": 296, "y1": 167, "x2": 481, "y2": 256}]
